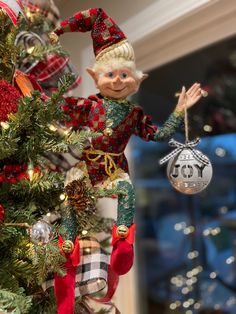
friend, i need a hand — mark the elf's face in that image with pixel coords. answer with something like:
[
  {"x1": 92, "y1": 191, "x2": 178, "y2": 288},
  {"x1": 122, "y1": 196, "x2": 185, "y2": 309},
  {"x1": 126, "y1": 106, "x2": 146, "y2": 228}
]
[{"x1": 94, "y1": 68, "x2": 141, "y2": 99}]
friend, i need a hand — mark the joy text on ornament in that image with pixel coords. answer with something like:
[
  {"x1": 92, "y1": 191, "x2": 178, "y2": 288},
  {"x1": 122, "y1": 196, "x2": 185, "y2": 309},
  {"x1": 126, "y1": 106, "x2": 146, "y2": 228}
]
[{"x1": 171, "y1": 163, "x2": 207, "y2": 179}]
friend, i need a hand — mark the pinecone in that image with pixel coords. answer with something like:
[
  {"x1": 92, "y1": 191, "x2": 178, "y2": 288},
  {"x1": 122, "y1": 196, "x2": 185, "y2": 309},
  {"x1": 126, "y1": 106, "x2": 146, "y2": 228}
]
[{"x1": 65, "y1": 179, "x2": 94, "y2": 212}]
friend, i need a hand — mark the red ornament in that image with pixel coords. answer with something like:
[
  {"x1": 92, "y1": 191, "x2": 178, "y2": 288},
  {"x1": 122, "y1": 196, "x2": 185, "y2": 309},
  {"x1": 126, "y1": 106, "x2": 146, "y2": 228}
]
[
  {"x1": 7, "y1": 177, "x2": 17, "y2": 184},
  {"x1": 0, "y1": 174, "x2": 5, "y2": 183},
  {"x1": 3, "y1": 164, "x2": 14, "y2": 173},
  {"x1": 0, "y1": 80, "x2": 21, "y2": 122},
  {"x1": 17, "y1": 172, "x2": 28, "y2": 180},
  {"x1": 14, "y1": 164, "x2": 22, "y2": 172},
  {"x1": 0, "y1": 204, "x2": 5, "y2": 222},
  {"x1": 33, "y1": 166, "x2": 40, "y2": 173}
]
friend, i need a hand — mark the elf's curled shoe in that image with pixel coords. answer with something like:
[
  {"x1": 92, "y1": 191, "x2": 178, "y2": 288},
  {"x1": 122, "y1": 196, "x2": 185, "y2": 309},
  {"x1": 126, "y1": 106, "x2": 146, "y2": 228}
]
[{"x1": 110, "y1": 224, "x2": 136, "y2": 275}]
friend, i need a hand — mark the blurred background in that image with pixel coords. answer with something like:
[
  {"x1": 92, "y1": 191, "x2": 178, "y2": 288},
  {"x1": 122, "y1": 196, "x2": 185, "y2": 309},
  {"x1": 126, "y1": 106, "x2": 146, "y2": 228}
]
[{"x1": 55, "y1": 1, "x2": 236, "y2": 313}]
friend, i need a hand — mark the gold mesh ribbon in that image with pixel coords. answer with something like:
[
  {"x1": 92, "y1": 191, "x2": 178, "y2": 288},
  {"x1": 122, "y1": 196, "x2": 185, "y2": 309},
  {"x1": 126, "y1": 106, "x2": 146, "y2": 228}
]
[{"x1": 84, "y1": 147, "x2": 123, "y2": 181}]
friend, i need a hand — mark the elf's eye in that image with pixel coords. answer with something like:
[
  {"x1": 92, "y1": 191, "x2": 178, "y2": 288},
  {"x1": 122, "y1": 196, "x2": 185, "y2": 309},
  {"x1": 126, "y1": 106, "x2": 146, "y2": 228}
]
[
  {"x1": 107, "y1": 72, "x2": 114, "y2": 78},
  {"x1": 120, "y1": 72, "x2": 128, "y2": 79}
]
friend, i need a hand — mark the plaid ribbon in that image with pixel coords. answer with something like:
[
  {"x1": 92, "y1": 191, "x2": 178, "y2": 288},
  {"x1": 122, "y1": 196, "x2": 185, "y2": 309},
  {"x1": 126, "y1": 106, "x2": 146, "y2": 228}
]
[
  {"x1": 39, "y1": 60, "x2": 81, "y2": 94},
  {"x1": 0, "y1": 0, "x2": 25, "y2": 25},
  {"x1": 159, "y1": 138, "x2": 210, "y2": 165},
  {"x1": 42, "y1": 237, "x2": 109, "y2": 297},
  {"x1": 21, "y1": 0, "x2": 60, "y2": 26},
  {"x1": 28, "y1": 55, "x2": 69, "y2": 82}
]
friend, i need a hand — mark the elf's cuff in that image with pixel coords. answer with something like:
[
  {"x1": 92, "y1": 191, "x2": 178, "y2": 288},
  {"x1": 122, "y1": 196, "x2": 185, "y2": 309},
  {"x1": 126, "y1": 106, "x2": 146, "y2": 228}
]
[
  {"x1": 58, "y1": 235, "x2": 80, "y2": 267},
  {"x1": 112, "y1": 224, "x2": 136, "y2": 246}
]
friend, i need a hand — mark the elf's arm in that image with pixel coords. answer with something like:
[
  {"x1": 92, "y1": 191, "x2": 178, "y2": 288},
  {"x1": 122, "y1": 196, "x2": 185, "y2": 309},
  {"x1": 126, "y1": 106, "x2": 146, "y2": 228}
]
[
  {"x1": 134, "y1": 107, "x2": 183, "y2": 141},
  {"x1": 135, "y1": 83, "x2": 202, "y2": 141},
  {"x1": 63, "y1": 97, "x2": 92, "y2": 129}
]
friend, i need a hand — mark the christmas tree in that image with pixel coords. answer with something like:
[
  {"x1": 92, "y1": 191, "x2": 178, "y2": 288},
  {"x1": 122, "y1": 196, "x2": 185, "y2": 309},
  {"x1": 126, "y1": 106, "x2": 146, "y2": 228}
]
[{"x1": 0, "y1": 2, "x2": 117, "y2": 313}]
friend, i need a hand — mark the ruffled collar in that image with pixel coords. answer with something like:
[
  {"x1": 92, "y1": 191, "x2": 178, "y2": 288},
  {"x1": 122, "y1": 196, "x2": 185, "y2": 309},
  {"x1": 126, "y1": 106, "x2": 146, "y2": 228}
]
[{"x1": 98, "y1": 93, "x2": 130, "y2": 105}]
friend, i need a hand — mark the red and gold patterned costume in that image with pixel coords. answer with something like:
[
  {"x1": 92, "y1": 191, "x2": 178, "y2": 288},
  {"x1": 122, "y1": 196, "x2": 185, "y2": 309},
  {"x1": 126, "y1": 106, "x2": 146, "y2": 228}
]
[{"x1": 64, "y1": 94, "x2": 183, "y2": 186}]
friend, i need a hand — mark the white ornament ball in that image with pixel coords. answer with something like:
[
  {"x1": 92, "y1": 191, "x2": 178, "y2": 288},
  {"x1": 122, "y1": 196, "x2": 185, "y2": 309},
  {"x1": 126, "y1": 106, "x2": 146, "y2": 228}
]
[
  {"x1": 167, "y1": 148, "x2": 213, "y2": 194},
  {"x1": 30, "y1": 220, "x2": 54, "y2": 245}
]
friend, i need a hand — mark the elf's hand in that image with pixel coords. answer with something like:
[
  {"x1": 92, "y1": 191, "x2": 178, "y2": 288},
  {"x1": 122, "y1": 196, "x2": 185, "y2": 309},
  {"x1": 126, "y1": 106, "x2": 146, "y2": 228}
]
[{"x1": 175, "y1": 83, "x2": 203, "y2": 112}]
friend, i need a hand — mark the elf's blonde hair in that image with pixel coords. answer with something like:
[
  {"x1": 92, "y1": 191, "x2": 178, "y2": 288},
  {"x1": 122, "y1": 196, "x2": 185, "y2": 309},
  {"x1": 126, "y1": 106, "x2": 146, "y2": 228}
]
[{"x1": 92, "y1": 59, "x2": 144, "y2": 80}]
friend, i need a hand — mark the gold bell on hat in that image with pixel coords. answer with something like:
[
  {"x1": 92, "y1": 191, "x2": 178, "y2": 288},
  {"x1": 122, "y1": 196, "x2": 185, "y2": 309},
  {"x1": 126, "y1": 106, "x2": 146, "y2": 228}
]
[
  {"x1": 62, "y1": 240, "x2": 74, "y2": 254},
  {"x1": 48, "y1": 32, "x2": 59, "y2": 44},
  {"x1": 116, "y1": 225, "x2": 129, "y2": 238}
]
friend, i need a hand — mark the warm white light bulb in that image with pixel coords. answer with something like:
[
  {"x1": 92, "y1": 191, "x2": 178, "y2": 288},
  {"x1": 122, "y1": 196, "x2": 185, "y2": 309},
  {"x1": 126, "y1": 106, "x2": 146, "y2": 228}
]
[
  {"x1": 0, "y1": 121, "x2": 9, "y2": 129},
  {"x1": 59, "y1": 194, "x2": 66, "y2": 201},
  {"x1": 27, "y1": 46, "x2": 35, "y2": 54},
  {"x1": 48, "y1": 124, "x2": 57, "y2": 132}
]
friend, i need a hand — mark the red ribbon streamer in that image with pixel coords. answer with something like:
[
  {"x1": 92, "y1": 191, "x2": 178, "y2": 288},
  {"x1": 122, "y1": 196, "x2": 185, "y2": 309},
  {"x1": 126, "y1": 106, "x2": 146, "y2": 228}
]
[
  {"x1": 54, "y1": 236, "x2": 80, "y2": 314},
  {"x1": 90, "y1": 265, "x2": 119, "y2": 303}
]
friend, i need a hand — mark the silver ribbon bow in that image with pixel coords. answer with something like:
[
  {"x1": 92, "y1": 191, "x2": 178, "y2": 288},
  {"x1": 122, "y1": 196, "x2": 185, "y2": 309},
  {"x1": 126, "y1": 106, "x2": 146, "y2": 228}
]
[{"x1": 159, "y1": 138, "x2": 210, "y2": 165}]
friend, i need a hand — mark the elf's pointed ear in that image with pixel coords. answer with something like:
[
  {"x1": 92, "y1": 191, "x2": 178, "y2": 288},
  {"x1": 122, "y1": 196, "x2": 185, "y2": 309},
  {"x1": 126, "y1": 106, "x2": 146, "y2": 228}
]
[
  {"x1": 141, "y1": 73, "x2": 149, "y2": 82},
  {"x1": 86, "y1": 68, "x2": 98, "y2": 83}
]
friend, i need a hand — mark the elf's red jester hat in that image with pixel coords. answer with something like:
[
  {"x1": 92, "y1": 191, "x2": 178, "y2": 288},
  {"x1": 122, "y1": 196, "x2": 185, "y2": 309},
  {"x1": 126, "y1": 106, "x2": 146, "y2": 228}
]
[{"x1": 53, "y1": 7, "x2": 135, "y2": 65}]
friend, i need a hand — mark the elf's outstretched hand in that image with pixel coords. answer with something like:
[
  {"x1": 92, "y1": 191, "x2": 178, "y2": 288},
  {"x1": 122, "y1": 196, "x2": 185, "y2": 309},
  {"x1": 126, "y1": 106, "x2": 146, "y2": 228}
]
[{"x1": 175, "y1": 83, "x2": 203, "y2": 112}]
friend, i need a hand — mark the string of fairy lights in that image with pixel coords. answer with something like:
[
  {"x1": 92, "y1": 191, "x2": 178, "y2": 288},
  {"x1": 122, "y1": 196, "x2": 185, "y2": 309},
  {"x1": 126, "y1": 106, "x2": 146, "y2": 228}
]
[{"x1": 166, "y1": 219, "x2": 236, "y2": 313}]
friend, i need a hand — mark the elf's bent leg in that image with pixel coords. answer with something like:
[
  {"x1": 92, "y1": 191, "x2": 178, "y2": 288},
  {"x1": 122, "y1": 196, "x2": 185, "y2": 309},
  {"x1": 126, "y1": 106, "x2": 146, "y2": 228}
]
[
  {"x1": 110, "y1": 178, "x2": 136, "y2": 275},
  {"x1": 54, "y1": 164, "x2": 86, "y2": 314}
]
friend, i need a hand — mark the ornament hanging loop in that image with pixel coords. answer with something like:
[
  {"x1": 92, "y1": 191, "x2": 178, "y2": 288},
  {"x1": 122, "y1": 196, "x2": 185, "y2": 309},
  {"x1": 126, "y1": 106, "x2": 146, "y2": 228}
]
[
  {"x1": 159, "y1": 138, "x2": 209, "y2": 166},
  {"x1": 184, "y1": 105, "x2": 189, "y2": 144},
  {"x1": 184, "y1": 94, "x2": 189, "y2": 144}
]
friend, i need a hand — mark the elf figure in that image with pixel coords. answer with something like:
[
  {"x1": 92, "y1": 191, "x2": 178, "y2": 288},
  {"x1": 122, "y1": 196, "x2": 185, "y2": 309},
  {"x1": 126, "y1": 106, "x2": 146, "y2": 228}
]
[{"x1": 52, "y1": 7, "x2": 202, "y2": 280}]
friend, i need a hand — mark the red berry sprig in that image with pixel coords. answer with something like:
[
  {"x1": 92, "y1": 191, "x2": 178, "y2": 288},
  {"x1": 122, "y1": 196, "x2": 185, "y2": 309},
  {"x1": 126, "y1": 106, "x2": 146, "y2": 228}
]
[{"x1": 0, "y1": 164, "x2": 40, "y2": 184}]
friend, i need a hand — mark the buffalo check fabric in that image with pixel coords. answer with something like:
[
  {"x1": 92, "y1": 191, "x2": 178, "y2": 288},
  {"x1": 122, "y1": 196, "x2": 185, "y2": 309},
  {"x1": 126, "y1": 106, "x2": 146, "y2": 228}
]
[{"x1": 42, "y1": 237, "x2": 109, "y2": 297}]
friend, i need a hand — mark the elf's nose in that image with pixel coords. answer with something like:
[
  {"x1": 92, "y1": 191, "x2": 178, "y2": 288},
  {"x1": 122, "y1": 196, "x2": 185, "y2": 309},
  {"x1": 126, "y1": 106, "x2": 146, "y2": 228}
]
[{"x1": 112, "y1": 75, "x2": 122, "y2": 85}]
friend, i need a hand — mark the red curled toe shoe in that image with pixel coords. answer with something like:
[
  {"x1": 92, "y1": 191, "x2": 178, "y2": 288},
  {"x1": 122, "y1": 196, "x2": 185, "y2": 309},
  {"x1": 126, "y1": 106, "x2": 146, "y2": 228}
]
[{"x1": 110, "y1": 224, "x2": 136, "y2": 275}]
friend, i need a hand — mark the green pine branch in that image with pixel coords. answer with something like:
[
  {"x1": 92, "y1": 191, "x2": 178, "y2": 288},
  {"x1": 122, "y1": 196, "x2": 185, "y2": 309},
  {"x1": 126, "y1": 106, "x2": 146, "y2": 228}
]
[
  {"x1": 0, "y1": 9, "x2": 115, "y2": 314},
  {"x1": 0, "y1": 288, "x2": 32, "y2": 314},
  {"x1": 31, "y1": 238, "x2": 66, "y2": 284},
  {"x1": 0, "y1": 73, "x2": 76, "y2": 162}
]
